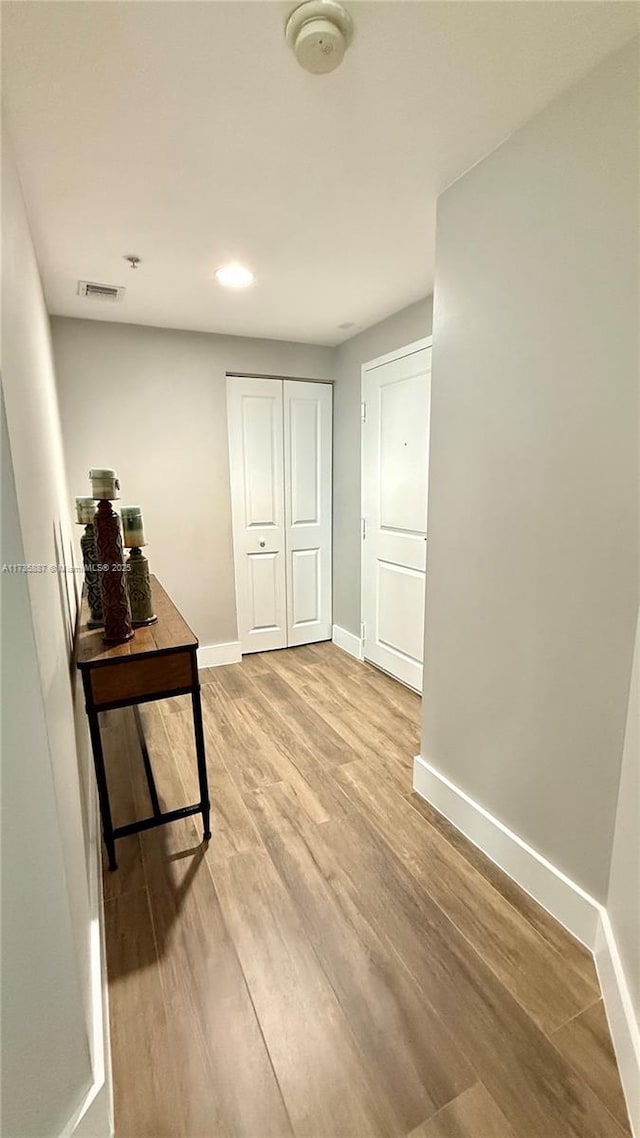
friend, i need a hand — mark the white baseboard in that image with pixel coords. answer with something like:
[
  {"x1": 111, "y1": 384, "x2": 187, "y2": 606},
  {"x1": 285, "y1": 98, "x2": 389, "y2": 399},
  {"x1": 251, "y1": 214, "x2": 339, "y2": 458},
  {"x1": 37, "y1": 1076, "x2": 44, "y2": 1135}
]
[
  {"x1": 69, "y1": 1080, "x2": 113, "y2": 1138},
  {"x1": 595, "y1": 911, "x2": 640, "y2": 1136},
  {"x1": 412, "y1": 754, "x2": 600, "y2": 949},
  {"x1": 197, "y1": 641, "x2": 242, "y2": 669},
  {"x1": 60, "y1": 784, "x2": 114, "y2": 1137},
  {"x1": 332, "y1": 624, "x2": 363, "y2": 661},
  {"x1": 413, "y1": 754, "x2": 639, "y2": 1134}
]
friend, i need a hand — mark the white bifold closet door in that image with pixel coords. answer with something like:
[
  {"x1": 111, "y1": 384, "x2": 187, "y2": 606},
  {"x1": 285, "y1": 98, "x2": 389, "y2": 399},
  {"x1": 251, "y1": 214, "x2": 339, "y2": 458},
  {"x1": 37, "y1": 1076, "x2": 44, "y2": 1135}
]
[
  {"x1": 284, "y1": 380, "x2": 333, "y2": 647},
  {"x1": 227, "y1": 377, "x2": 287, "y2": 653},
  {"x1": 227, "y1": 376, "x2": 332, "y2": 654}
]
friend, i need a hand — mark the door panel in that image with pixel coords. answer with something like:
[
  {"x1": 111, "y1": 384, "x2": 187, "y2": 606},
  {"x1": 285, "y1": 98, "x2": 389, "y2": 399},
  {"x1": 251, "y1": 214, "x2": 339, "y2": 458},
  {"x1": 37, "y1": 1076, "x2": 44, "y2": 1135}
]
[
  {"x1": 380, "y1": 375, "x2": 430, "y2": 533},
  {"x1": 228, "y1": 377, "x2": 287, "y2": 653},
  {"x1": 241, "y1": 395, "x2": 280, "y2": 527},
  {"x1": 284, "y1": 381, "x2": 332, "y2": 646},
  {"x1": 362, "y1": 344, "x2": 431, "y2": 690},
  {"x1": 291, "y1": 547, "x2": 320, "y2": 628},
  {"x1": 289, "y1": 399, "x2": 320, "y2": 525},
  {"x1": 247, "y1": 552, "x2": 282, "y2": 632},
  {"x1": 377, "y1": 561, "x2": 425, "y2": 665}
]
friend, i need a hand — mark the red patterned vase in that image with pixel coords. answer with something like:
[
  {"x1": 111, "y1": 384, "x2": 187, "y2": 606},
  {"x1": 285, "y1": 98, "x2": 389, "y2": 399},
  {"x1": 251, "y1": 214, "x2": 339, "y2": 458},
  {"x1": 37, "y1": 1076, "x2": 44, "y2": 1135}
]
[{"x1": 94, "y1": 499, "x2": 134, "y2": 644}]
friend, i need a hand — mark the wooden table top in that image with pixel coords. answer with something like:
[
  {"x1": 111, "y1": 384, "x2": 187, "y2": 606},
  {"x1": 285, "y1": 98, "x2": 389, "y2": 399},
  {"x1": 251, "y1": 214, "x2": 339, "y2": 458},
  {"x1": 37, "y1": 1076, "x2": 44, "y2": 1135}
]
[{"x1": 76, "y1": 576, "x2": 197, "y2": 669}]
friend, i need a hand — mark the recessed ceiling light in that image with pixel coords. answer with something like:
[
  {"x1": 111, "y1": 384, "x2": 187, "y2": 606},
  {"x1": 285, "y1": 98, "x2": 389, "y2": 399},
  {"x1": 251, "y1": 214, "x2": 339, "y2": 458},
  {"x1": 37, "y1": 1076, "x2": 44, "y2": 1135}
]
[{"x1": 215, "y1": 263, "x2": 254, "y2": 289}]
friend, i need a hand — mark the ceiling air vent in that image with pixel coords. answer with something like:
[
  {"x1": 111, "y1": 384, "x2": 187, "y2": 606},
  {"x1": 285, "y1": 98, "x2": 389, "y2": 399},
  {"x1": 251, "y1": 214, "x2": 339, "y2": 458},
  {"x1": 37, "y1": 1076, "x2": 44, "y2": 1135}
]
[{"x1": 77, "y1": 280, "x2": 125, "y2": 301}]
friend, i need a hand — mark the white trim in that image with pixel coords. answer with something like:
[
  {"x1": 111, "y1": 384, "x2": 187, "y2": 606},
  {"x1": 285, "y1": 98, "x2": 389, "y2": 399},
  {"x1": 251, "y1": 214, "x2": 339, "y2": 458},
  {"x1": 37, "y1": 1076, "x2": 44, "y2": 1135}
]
[
  {"x1": 60, "y1": 785, "x2": 113, "y2": 1137},
  {"x1": 332, "y1": 624, "x2": 363, "y2": 661},
  {"x1": 197, "y1": 641, "x2": 242, "y2": 669},
  {"x1": 68, "y1": 1081, "x2": 113, "y2": 1138},
  {"x1": 412, "y1": 754, "x2": 600, "y2": 949},
  {"x1": 595, "y1": 911, "x2": 640, "y2": 1136},
  {"x1": 361, "y1": 335, "x2": 433, "y2": 373}
]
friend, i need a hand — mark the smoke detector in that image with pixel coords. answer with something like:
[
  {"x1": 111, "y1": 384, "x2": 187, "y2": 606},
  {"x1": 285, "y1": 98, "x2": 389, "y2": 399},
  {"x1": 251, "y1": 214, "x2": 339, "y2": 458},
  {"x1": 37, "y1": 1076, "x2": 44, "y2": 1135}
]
[{"x1": 285, "y1": 0, "x2": 353, "y2": 74}]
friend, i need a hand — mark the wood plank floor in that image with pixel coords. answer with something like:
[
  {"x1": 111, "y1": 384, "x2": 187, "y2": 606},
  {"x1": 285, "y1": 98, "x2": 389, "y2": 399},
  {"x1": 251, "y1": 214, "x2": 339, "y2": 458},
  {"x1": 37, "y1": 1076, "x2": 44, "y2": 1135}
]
[{"x1": 102, "y1": 643, "x2": 630, "y2": 1138}]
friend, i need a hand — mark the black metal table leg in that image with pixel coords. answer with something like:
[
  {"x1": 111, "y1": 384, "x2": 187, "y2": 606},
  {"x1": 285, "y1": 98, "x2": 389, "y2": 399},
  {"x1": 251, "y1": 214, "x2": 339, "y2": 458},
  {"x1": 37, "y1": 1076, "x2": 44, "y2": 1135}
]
[
  {"x1": 132, "y1": 704, "x2": 162, "y2": 818},
  {"x1": 87, "y1": 708, "x2": 117, "y2": 870},
  {"x1": 191, "y1": 685, "x2": 211, "y2": 840}
]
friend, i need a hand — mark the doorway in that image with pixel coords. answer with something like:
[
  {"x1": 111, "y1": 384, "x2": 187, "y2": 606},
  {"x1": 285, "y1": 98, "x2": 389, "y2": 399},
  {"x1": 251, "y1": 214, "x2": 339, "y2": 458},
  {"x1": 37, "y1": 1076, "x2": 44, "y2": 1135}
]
[
  {"x1": 361, "y1": 339, "x2": 432, "y2": 690},
  {"x1": 227, "y1": 375, "x2": 333, "y2": 654}
]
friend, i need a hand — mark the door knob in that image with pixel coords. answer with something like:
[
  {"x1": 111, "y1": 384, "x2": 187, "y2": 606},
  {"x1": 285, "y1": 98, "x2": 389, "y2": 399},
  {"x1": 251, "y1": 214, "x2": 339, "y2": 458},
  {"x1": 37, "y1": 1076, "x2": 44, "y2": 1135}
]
[{"x1": 259, "y1": 540, "x2": 266, "y2": 548}]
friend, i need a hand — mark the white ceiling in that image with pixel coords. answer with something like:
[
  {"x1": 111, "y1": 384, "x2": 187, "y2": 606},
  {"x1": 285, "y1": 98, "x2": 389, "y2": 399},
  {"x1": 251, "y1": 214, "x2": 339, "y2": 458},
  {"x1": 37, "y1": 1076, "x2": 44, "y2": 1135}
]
[{"x1": 3, "y1": 1, "x2": 638, "y2": 346}]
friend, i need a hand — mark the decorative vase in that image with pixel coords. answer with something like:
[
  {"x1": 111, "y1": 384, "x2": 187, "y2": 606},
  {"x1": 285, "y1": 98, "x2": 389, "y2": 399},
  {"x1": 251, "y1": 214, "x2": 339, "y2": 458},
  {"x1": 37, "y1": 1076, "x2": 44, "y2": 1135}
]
[
  {"x1": 93, "y1": 483, "x2": 134, "y2": 645},
  {"x1": 121, "y1": 505, "x2": 157, "y2": 627},
  {"x1": 126, "y1": 548, "x2": 157, "y2": 626},
  {"x1": 76, "y1": 496, "x2": 103, "y2": 629}
]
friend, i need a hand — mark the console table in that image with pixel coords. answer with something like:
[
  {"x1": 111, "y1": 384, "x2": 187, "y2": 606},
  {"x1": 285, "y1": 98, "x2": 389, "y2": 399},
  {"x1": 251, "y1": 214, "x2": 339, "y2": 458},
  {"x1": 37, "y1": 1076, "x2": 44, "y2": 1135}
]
[{"x1": 76, "y1": 576, "x2": 211, "y2": 870}]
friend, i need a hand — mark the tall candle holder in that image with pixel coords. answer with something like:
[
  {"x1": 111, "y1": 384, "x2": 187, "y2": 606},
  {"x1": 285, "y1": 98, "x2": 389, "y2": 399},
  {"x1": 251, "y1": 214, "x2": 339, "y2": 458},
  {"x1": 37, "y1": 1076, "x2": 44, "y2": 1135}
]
[
  {"x1": 90, "y1": 469, "x2": 134, "y2": 645},
  {"x1": 75, "y1": 496, "x2": 103, "y2": 629},
  {"x1": 121, "y1": 505, "x2": 157, "y2": 627}
]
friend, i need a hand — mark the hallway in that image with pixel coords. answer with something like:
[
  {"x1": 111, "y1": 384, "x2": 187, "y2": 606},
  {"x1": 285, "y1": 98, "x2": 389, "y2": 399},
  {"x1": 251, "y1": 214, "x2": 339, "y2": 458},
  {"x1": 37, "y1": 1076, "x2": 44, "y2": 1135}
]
[{"x1": 103, "y1": 644, "x2": 629, "y2": 1137}]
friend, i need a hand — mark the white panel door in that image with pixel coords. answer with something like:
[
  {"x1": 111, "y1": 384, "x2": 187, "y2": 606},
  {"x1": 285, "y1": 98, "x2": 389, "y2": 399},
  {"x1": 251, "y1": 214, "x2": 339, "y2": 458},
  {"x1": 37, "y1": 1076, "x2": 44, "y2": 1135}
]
[
  {"x1": 362, "y1": 342, "x2": 431, "y2": 690},
  {"x1": 227, "y1": 377, "x2": 287, "y2": 653},
  {"x1": 284, "y1": 380, "x2": 332, "y2": 646}
]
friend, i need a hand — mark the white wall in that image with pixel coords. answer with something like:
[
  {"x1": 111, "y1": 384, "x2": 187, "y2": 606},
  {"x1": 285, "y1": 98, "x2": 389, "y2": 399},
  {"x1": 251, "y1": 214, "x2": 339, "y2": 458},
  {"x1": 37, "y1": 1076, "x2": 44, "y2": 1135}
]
[
  {"x1": 1, "y1": 399, "x2": 92, "y2": 1136},
  {"x1": 1, "y1": 129, "x2": 111, "y2": 1136},
  {"x1": 332, "y1": 297, "x2": 433, "y2": 635},
  {"x1": 420, "y1": 40, "x2": 638, "y2": 902},
  {"x1": 52, "y1": 317, "x2": 333, "y2": 649}
]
